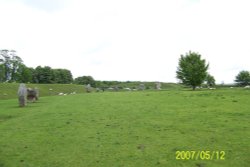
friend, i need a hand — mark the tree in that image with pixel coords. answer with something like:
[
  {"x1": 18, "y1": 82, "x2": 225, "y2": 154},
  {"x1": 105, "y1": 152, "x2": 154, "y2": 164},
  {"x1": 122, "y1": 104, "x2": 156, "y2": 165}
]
[
  {"x1": 33, "y1": 66, "x2": 54, "y2": 83},
  {"x1": 74, "y1": 76, "x2": 96, "y2": 87},
  {"x1": 0, "y1": 63, "x2": 5, "y2": 82},
  {"x1": 9, "y1": 52, "x2": 24, "y2": 82},
  {"x1": 205, "y1": 74, "x2": 216, "y2": 87},
  {"x1": 235, "y1": 71, "x2": 250, "y2": 86},
  {"x1": 0, "y1": 49, "x2": 12, "y2": 81},
  {"x1": 1, "y1": 49, "x2": 74, "y2": 84},
  {"x1": 53, "y1": 69, "x2": 73, "y2": 84},
  {"x1": 16, "y1": 65, "x2": 33, "y2": 83},
  {"x1": 0, "y1": 49, "x2": 24, "y2": 82},
  {"x1": 176, "y1": 51, "x2": 209, "y2": 90}
]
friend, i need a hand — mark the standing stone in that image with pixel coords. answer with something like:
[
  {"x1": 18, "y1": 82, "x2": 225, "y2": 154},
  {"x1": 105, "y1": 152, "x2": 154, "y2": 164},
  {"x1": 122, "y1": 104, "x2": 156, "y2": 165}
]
[
  {"x1": 27, "y1": 88, "x2": 39, "y2": 102},
  {"x1": 114, "y1": 86, "x2": 119, "y2": 91},
  {"x1": 138, "y1": 84, "x2": 145, "y2": 90},
  {"x1": 155, "y1": 82, "x2": 161, "y2": 90},
  {"x1": 96, "y1": 88, "x2": 100, "y2": 92},
  {"x1": 86, "y1": 84, "x2": 92, "y2": 93},
  {"x1": 18, "y1": 83, "x2": 27, "y2": 107}
]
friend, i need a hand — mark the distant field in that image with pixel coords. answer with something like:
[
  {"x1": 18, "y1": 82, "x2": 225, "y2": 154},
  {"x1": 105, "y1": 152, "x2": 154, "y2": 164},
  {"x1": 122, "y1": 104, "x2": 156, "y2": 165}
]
[{"x1": 0, "y1": 89, "x2": 249, "y2": 167}]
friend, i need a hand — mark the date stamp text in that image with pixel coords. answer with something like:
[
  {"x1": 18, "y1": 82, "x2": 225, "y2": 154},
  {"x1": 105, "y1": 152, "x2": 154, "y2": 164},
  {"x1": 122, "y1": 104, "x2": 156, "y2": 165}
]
[{"x1": 176, "y1": 151, "x2": 225, "y2": 160}]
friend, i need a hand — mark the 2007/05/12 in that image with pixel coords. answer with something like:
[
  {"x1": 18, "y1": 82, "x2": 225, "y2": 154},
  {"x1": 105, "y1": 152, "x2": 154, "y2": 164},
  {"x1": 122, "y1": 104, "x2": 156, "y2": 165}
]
[{"x1": 176, "y1": 151, "x2": 225, "y2": 160}]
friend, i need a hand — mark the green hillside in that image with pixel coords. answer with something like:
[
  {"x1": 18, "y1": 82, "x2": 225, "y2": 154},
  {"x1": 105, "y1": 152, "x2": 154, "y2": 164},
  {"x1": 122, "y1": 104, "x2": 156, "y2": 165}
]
[
  {"x1": 0, "y1": 83, "x2": 184, "y2": 100},
  {"x1": 0, "y1": 83, "x2": 86, "y2": 100}
]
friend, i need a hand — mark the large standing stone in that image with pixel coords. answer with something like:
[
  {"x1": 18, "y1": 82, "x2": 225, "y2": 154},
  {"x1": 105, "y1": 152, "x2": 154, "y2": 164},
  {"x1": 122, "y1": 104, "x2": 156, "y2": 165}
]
[
  {"x1": 27, "y1": 88, "x2": 39, "y2": 102},
  {"x1": 18, "y1": 83, "x2": 27, "y2": 107}
]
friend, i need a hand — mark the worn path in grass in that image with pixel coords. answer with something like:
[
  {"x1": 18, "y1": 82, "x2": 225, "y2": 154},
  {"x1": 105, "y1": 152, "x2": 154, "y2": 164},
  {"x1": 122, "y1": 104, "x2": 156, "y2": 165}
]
[{"x1": 0, "y1": 89, "x2": 249, "y2": 167}]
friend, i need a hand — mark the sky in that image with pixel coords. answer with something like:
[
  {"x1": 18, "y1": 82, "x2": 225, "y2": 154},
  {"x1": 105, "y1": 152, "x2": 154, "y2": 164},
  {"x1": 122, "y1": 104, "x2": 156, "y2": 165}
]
[{"x1": 0, "y1": 0, "x2": 250, "y2": 83}]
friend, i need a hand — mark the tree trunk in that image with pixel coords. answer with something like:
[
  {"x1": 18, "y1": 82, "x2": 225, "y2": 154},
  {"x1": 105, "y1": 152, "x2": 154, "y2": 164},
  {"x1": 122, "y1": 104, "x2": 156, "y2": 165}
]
[{"x1": 192, "y1": 86, "x2": 196, "y2": 90}]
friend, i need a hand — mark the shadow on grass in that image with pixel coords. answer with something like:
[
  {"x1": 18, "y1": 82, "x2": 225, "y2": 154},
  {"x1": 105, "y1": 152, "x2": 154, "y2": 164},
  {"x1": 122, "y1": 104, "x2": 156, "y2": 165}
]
[
  {"x1": 8, "y1": 99, "x2": 48, "y2": 108},
  {"x1": 0, "y1": 162, "x2": 4, "y2": 167},
  {"x1": 27, "y1": 100, "x2": 48, "y2": 104},
  {"x1": 0, "y1": 115, "x2": 14, "y2": 122},
  {"x1": 10, "y1": 104, "x2": 43, "y2": 109},
  {"x1": 181, "y1": 89, "x2": 211, "y2": 92}
]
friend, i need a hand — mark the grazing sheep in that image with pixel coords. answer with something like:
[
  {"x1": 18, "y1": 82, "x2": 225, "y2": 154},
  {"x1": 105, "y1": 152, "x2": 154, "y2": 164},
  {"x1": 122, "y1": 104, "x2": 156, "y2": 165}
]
[{"x1": 124, "y1": 88, "x2": 131, "y2": 91}]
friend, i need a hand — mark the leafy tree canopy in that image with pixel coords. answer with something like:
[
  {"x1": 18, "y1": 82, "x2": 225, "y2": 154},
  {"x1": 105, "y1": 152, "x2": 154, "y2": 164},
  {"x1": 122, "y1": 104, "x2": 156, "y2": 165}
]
[
  {"x1": 235, "y1": 70, "x2": 250, "y2": 86},
  {"x1": 176, "y1": 51, "x2": 209, "y2": 90},
  {"x1": 74, "y1": 76, "x2": 96, "y2": 87},
  {"x1": 0, "y1": 49, "x2": 24, "y2": 82},
  {"x1": 205, "y1": 73, "x2": 216, "y2": 87}
]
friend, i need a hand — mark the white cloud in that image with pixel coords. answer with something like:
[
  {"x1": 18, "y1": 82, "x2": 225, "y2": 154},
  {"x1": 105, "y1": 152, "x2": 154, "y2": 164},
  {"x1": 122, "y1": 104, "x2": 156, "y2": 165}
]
[{"x1": 0, "y1": 0, "x2": 250, "y2": 83}]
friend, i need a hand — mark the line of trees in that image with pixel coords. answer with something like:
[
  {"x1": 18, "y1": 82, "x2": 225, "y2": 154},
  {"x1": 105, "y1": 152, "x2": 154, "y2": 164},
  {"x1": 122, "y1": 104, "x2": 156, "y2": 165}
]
[
  {"x1": 0, "y1": 50, "x2": 73, "y2": 84},
  {"x1": 32, "y1": 66, "x2": 73, "y2": 84},
  {"x1": 1, "y1": 49, "x2": 249, "y2": 89}
]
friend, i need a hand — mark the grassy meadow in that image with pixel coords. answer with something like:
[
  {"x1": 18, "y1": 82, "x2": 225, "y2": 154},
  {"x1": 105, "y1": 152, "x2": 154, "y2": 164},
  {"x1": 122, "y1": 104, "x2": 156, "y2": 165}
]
[{"x1": 0, "y1": 88, "x2": 249, "y2": 167}]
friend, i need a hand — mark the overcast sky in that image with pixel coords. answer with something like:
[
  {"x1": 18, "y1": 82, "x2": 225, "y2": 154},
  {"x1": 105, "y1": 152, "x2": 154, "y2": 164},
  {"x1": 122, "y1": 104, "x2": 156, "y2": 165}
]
[{"x1": 0, "y1": 0, "x2": 249, "y2": 83}]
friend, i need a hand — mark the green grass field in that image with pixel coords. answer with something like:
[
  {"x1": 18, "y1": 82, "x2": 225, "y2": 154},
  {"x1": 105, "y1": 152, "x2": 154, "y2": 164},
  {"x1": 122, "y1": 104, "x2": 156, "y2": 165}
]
[{"x1": 0, "y1": 89, "x2": 249, "y2": 167}]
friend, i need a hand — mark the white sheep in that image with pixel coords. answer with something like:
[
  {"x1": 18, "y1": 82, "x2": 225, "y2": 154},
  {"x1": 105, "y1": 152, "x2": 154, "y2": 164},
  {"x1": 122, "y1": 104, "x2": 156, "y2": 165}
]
[{"x1": 124, "y1": 88, "x2": 131, "y2": 91}]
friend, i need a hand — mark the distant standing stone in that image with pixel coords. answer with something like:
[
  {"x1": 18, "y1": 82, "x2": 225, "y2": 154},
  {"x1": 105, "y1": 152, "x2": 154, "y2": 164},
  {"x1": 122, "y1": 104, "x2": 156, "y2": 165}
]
[
  {"x1": 86, "y1": 84, "x2": 92, "y2": 93},
  {"x1": 138, "y1": 84, "x2": 145, "y2": 90},
  {"x1": 155, "y1": 82, "x2": 161, "y2": 90}
]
